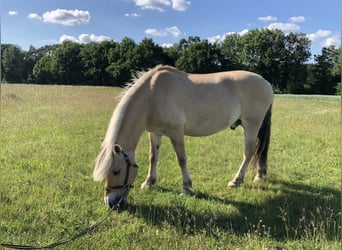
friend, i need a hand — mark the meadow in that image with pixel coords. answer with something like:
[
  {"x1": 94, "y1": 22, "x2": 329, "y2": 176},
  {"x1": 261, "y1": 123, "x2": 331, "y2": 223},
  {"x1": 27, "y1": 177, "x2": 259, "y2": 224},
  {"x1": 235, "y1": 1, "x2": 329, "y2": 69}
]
[{"x1": 0, "y1": 84, "x2": 341, "y2": 249}]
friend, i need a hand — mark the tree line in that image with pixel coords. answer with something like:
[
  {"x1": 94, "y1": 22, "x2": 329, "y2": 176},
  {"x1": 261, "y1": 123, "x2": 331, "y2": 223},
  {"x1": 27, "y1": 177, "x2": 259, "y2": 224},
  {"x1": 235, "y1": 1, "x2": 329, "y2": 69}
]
[{"x1": 1, "y1": 29, "x2": 341, "y2": 94}]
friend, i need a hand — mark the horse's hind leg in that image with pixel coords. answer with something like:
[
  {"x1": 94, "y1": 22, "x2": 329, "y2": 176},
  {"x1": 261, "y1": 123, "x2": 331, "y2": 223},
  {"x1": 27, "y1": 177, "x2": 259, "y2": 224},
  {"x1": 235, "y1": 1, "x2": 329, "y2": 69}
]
[
  {"x1": 227, "y1": 120, "x2": 259, "y2": 187},
  {"x1": 253, "y1": 144, "x2": 268, "y2": 182},
  {"x1": 141, "y1": 133, "x2": 162, "y2": 189}
]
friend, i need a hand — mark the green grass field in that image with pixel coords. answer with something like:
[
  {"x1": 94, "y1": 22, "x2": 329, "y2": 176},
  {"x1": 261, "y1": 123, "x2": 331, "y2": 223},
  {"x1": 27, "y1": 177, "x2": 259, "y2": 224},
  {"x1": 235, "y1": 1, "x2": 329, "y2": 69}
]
[{"x1": 0, "y1": 84, "x2": 341, "y2": 249}]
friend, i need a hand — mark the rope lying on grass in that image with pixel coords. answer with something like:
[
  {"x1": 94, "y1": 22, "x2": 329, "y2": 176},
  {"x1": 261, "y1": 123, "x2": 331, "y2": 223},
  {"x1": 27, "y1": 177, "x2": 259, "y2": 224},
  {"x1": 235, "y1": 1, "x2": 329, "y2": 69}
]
[
  {"x1": 0, "y1": 188, "x2": 131, "y2": 249},
  {"x1": 0, "y1": 206, "x2": 115, "y2": 249}
]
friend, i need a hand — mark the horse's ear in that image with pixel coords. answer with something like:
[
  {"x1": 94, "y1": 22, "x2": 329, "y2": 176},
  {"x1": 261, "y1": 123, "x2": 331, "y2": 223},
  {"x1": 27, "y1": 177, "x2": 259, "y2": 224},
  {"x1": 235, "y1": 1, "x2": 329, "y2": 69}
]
[{"x1": 112, "y1": 144, "x2": 122, "y2": 155}]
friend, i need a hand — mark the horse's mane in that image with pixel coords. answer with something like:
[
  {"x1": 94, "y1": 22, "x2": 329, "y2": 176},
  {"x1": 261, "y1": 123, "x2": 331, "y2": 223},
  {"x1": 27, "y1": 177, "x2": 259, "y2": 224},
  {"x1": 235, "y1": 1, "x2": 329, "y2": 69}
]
[
  {"x1": 93, "y1": 65, "x2": 169, "y2": 181},
  {"x1": 118, "y1": 65, "x2": 176, "y2": 100}
]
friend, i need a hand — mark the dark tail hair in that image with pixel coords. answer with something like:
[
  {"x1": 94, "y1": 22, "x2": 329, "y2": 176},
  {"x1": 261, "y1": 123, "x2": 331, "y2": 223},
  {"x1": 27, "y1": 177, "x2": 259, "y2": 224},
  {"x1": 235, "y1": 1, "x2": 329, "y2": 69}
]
[{"x1": 254, "y1": 104, "x2": 272, "y2": 174}]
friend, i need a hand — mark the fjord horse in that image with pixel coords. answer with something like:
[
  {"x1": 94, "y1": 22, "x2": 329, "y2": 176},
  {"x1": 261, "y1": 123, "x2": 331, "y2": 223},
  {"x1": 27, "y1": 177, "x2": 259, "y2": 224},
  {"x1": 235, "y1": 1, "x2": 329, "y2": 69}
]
[{"x1": 93, "y1": 65, "x2": 273, "y2": 208}]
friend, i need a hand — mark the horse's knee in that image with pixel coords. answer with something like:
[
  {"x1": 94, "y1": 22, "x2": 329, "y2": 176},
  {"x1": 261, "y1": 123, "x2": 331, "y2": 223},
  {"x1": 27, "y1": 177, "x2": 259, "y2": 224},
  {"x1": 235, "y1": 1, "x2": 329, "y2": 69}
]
[{"x1": 177, "y1": 155, "x2": 187, "y2": 167}]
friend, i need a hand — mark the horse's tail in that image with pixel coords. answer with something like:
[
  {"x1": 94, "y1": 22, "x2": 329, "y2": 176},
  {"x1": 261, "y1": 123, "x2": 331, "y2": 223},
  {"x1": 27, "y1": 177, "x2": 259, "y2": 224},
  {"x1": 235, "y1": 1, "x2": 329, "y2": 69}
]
[{"x1": 254, "y1": 104, "x2": 272, "y2": 173}]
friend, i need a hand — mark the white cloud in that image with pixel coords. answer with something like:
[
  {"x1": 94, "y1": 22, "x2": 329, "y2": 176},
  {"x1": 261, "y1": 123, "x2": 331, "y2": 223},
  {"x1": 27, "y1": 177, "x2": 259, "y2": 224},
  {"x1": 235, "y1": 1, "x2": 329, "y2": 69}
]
[
  {"x1": 238, "y1": 29, "x2": 249, "y2": 36},
  {"x1": 322, "y1": 35, "x2": 341, "y2": 47},
  {"x1": 162, "y1": 43, "x2": 173, "y2": 48},
  {"x1": 172, "y1": 0, "x2": 191, "y2": 11},
  {"x1": 60, "y1": 35, "x2": 79, "y2": 43},
  {"x1": 207, "y1": 35, "x2": 222, "y2": 43},
  {"x1": 307, "y1": 29, "x2": 332, "y2": 42},
  {"x1": 145, "y1": 28, "x2": 162, "y2": 36},
  {"x1": 124, "y1": 13, "x2": 141, "y2": 18},
  {"x1": 42, "y1": 9, "x2": 90, "y2": 26},
  {"x1": 134, "y1": 0, "x2": 171, "y2": 12},
  {"x1": 8, "y1": 11, "x2": 18, "y2": 16},
  {"x1": 134, "y1": 0, "x2": 191, "y2": 12},
  {"x1": 27, "y1": 13, "x2": 42, "y2": 20},
  {"x1": 267, "y1": 22, "x2": 300, "y2": 32},
  {"x1": 288, "y1": 16, "x2": 306, "y2": 23},
  {"x1": 145, "y1": 26, "x2": 181, "y2": 37},
  {"x1": 80, "y1": 34, "x2": 110, "y2": 43},
  {"x1": 60, "y1": 34, "x2": 110, "y2": 43},
  {"x1": 307, "y1": 30, "x2": 340, "y2": 48},
  {"x1": 258, "y1": 15, "x2": 277, "y2": 22},
  {"x1": 208, "y1": 29, "x2": 249, "y2": 43},
  {"x1": 166, "y1": 26, "x2": 182, "y2": 37}
]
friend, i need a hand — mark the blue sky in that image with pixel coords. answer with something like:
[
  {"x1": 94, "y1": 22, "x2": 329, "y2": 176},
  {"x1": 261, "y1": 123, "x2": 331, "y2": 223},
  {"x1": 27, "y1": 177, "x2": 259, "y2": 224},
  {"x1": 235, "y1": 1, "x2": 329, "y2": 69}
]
[{"x1": 2, "y1": 0, "x2": 341, "y2": 57}]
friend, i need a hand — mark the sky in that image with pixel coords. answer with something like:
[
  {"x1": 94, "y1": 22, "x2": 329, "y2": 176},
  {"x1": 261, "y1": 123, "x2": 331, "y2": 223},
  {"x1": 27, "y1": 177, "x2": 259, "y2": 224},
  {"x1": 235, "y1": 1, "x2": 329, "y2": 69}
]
[{"x1": 1, "y1": 0, "x2": 341, "y2": 57}]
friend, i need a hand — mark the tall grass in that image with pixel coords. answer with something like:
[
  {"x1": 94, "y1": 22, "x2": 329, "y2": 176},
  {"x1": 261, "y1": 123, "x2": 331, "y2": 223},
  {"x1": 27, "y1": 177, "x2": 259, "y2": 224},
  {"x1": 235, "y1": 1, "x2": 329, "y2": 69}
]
[{"x1": 1, "y1": 84, "x2": 341, "y2": 249}]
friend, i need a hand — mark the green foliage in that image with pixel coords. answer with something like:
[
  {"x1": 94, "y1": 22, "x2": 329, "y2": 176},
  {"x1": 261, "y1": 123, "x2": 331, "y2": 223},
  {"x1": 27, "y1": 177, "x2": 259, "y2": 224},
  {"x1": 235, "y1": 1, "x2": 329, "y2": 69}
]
[
  {"x1": 311, "y1": 46, "x2": 341, "y2": 94},
  {"x1": 32, "y1": 55, "x2": 56, "y2": 83},
  {"x1": 227, "y1": 29, "x2": 311, "y2": 93},
  {"x1": 175, "y1": 36, "x2": 224, "y2": 73},
  {"x1": 335, "y1": 82, "x2": 341, "y2": 95},
  {"x1": 2, "y1": 44, "x2": 25, "y2": 82},
  {"x1": 80, "y1": 41, "x2": 114, "y2": 85},
  {"x1": 1, "y1": 29, "x2": 341, "y2": 93},
  {"x1": 1, "y1": 85, "x2": 340, "y2": 249}
]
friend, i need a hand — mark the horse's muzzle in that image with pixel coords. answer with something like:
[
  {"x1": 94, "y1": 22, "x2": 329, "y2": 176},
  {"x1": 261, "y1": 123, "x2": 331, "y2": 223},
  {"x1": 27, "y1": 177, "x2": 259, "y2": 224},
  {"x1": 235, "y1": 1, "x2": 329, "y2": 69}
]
[{"x1": 104, "y1": 192, "x2": 128, "y2": 210}]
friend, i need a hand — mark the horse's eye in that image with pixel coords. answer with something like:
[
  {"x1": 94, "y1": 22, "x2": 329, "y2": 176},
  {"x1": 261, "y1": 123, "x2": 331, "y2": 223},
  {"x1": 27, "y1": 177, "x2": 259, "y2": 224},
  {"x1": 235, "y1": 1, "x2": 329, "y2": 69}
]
[{"x1": 112, "y1": 169, "x2": 121, "y2": 176}]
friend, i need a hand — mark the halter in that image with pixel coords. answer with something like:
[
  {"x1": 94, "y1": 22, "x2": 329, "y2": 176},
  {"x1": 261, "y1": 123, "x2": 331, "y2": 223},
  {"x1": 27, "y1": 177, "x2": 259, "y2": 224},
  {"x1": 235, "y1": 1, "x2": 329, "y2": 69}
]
[{"x1": 105, "y1": 150, "x2": 138, "y2": 192}]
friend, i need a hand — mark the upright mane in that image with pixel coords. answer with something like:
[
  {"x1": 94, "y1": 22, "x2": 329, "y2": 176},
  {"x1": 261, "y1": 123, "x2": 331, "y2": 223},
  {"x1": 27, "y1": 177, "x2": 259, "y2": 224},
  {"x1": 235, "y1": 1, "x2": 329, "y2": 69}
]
[
  {"x1": 103, "y1": 65, "x2": 169, "y2": 145},
  {"x1": 93, "y1": 65, "x2": 167, "y2": 181}
]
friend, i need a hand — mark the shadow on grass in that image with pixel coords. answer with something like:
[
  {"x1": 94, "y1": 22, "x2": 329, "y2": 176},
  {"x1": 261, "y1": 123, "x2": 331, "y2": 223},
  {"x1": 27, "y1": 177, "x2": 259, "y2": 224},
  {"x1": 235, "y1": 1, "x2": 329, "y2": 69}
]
[{"x1": 128, "y1": 179, "x2": 341, "y2": 241}]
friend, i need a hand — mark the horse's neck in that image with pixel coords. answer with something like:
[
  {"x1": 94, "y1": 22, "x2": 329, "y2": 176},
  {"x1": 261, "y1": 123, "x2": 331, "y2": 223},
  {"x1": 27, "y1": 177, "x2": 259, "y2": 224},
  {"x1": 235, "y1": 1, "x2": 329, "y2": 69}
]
[{"x1": 105, "y1": 84, "x2": 148, "y2": 155}]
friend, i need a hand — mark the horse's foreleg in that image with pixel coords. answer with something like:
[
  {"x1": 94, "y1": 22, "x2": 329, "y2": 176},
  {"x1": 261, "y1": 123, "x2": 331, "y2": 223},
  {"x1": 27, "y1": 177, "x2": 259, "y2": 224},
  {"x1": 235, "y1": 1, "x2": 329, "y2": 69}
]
[
  {"x1": 141, "y1": 133, "x2": 162, "y2": 189},
  {"x1": 227, "y1": 122, "x2": 258, "y2": 188},
  {"x1": 169, "y1": 130, "x2": 193, "y2": 195}
]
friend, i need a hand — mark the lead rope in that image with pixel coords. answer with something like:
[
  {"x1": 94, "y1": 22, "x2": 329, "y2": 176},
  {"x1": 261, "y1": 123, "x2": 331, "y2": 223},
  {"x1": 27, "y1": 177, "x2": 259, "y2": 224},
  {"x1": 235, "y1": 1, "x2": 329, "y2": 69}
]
[{"x1": 0, "y1": 188, "x2": 130, "y2": 249}]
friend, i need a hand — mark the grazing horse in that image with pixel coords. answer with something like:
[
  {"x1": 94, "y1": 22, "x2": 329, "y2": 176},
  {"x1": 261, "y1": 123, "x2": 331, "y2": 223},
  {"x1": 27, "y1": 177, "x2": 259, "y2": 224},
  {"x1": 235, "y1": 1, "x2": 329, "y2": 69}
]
[{"x1": 93, "y1": 65, "x2": 273, "y2": 209}]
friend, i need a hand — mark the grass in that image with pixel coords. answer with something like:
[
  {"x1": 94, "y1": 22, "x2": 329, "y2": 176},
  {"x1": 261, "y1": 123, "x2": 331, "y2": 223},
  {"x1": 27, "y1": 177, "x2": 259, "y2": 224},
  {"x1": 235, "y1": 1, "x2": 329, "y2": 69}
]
[{"x1": 0, "y1": 84, "x2": 341, "y2": 249}]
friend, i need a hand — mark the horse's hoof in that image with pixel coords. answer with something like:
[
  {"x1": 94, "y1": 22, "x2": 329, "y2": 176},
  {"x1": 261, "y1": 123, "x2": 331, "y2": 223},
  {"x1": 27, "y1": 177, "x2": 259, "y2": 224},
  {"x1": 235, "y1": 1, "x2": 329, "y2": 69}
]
[
  {"x1": 253, "y1": 175, "x2": 265, "y2": 183},
  {"x1": 227, "y1": 179, "x2": 242, "y2": 188},
  {"x1": 227, "y1": 181, "x2": 237, "y2": 188},
  {"x1": 141, "y1": 181, "x2": 152, "y2": 190},
  {"x1": 181, "y1": 187, "x2": 194, "y2": 196}
]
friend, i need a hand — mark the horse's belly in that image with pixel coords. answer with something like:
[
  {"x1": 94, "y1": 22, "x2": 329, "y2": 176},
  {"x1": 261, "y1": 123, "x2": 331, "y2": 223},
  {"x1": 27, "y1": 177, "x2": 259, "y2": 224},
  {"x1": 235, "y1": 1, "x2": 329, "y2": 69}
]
[{"x1": 183, "y1": 113, "x2": 232, "y2": 136}]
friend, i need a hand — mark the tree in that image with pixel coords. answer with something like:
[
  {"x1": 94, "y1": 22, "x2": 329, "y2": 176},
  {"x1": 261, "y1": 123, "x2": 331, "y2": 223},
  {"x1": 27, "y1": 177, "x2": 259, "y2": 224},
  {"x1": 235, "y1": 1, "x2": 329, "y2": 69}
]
[
  {"x1": 134, "y1": 38, "x2": 166, "y2": 70},
  {"x1": 106, "y1": 37, "x2": 137, "y2": 86},
  {"x1": 282, "y1": 33, "x2": 311, "y2": 93},
  {"x1": 23, "y1": 46, "x2": 41, "y2": 83},
  {"x1": 2, "y1": 44, "x2": 25, "y2": 82},
  {"x1": 175, "y1": 36, "x2": 224, "y2": 73},
  {"x1": 311, "y1": 46, "x2": 341, "y2": 94},
  {"x1": 231, "y1": 29, "x2": 311, "y2": 93},
  {"x1": 162, "y1": 44, "x2": 180, "y2": 66},
  {"x1": 239, "y1": 29, "x2": 286, "y2": 90},
  {"x1": 1, "y1": 31, "x2": 339, "y2": 93},
  {"x1": 81, "y1": 41, "x2": 115, "y2": 85},
  {"x1": 32, "y1": 55, "x2": 56, "y2": 83},
  {"x1": 52, "y1": 41, "x2": 84, "y2": 84},
  {"x1": 221, "y1": 33, "x2": 244, "y2": 70}
]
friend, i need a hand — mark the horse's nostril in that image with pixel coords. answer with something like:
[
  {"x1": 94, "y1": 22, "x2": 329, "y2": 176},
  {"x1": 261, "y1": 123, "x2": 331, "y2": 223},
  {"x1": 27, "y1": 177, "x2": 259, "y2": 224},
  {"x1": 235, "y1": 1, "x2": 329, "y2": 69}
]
[{"x1": 105, "y1": 194, "x2": 122, "y2": 209}]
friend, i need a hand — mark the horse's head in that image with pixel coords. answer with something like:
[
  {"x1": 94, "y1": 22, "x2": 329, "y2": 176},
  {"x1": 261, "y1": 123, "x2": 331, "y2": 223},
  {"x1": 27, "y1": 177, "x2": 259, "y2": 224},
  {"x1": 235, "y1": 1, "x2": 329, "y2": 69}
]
[{"x1": 93, "y1": 144, "x2": 138, "y2": 210}]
